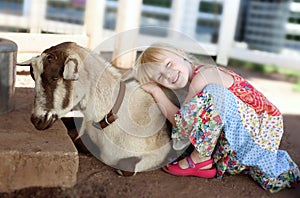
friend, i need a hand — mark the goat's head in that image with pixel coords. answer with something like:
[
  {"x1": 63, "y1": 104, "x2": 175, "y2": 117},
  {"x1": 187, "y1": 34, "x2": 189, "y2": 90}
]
[{"x1": 25, "y1": 42, "x2": 83, "y2": 130}]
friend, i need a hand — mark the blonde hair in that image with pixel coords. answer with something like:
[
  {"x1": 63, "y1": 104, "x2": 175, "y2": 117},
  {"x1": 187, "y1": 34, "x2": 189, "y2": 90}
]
[{"x1": 134, "y1": 42, "x2": 197, "y2": 84}]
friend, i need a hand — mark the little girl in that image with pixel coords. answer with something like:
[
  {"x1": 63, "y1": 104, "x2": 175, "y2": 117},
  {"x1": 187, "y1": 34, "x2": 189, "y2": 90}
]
[{"x1": 134, "y1": 42, "x2": 300, "y2": 193}]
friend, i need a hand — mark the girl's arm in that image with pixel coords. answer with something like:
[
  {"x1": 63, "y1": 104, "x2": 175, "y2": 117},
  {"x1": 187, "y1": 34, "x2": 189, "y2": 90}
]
[
  {"x1": 182, "y1": 74, "x2": 208, "y2": 105},
  {"x1": 141, "y1": 83, "x2": 178, "y2": 127},
  {"x1": 183, "y1": 66, "x2": 232, "y2": 105}
]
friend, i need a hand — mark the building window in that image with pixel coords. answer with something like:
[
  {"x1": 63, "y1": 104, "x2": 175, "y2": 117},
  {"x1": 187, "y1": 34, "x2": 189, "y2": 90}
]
[
  {"x1": 199, "y1": 1, "x2": 222, "y2": 14},
  {"x1": 142, "y1": 0, "x2": 172, "y2": 8}
]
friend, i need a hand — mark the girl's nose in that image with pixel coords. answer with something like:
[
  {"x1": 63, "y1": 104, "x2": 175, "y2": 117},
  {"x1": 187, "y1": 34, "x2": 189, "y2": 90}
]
[
  {"x1": 166, "y1": 71, "x2": 171, "y2": 79},
  {"x1": 165, "y1": 70, "x2": 175, "y2": 83},
  {"x1": 162, "y1": 69, "x2": 171, "y2": 80}
]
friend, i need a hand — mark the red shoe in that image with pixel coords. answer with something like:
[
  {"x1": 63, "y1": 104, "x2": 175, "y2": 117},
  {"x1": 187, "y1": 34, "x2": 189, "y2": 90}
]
[{"x1": 162, "y1": 156, "x2": 216, "y2": 178}]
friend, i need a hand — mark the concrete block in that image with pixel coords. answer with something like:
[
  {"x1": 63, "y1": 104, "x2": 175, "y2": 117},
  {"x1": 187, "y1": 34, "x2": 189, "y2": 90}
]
[{"x1": 0, "y1": 88, "x2": 79, "y2": 192}]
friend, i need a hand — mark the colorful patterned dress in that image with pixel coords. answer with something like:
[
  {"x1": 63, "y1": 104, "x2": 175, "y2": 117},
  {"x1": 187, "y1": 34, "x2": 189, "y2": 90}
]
[{"x1": 172, "y1": 66, "x2": 300, "y2": 193}]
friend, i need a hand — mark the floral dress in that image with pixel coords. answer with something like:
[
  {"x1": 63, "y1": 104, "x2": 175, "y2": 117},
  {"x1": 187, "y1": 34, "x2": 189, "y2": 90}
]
[{"x1": 172, "y1": 66, "x2": 300, "y2": 193}]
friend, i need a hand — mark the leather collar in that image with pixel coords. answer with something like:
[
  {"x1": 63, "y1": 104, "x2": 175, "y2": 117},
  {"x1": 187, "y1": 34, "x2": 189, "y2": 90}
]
[{"x1": 92, "y1": 80, "x2": 126, "y2": 130}]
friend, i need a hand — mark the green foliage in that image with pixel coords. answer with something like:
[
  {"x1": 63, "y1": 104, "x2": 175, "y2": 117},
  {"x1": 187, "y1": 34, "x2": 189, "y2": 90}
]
[
  {"x1": 47, "y1": 0, "x2": 71, "y2": 8},
  {"x1": 199, "y1": 1, "x2": 222, "y2": 14},
  {"x1": 0, "y1": 0, "x2": 23, "y2": 3},
  {"x1": 229, "y1": 59, "x2": 280, "y2": 75},
  {"x1": 293, "y1": 81, "x2": 300, "y2": 92},
  {"x1": 228, "y1": 59, "x2": 300, "y2": 92},
  {"x1": 286, "y1": 34, "x2": 300, "y2": 41}
]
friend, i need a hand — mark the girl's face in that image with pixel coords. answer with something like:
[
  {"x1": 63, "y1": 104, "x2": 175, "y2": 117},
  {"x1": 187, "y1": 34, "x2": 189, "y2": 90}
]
[{"x1": 149, "y1": 53, "x2": 192, "y2": 89}]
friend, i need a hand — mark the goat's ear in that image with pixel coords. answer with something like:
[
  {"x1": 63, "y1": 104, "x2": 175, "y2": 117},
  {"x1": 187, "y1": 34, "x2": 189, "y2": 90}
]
[
  {"x1": 16, "y1": 58, "x2": 32, "y2": 66},
  {"x1": 63, "y1": 55, "x2": 80, "y2": 80},
  {"x1": 16, "y1": 55, "x2": 40, "y2": 66}
]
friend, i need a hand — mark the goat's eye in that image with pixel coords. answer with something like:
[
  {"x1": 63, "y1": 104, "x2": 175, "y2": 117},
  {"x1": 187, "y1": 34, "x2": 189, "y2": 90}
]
[{"x1": 47, "y1": 54, "x2": 54, "y2": 62}]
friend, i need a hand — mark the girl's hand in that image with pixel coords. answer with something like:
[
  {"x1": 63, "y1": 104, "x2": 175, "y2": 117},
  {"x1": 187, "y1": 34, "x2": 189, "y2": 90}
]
[
  {"x1": 141, "y1": 82, "x2": 178, "y2": 126},
  {"x1": 141, "y1": 82, "x2": 161, "y2": 96}
]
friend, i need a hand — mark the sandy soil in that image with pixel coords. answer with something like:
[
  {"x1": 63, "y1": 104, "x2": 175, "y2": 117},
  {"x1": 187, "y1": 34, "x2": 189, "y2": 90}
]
[{"x1": 1, "y1": 66, "x2": 300, "y2": 198}]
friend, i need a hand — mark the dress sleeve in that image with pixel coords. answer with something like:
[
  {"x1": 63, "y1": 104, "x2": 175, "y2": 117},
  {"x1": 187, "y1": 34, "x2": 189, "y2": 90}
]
[{"x1": 172, "y1": 90, "x2": 224, "y2": 155}]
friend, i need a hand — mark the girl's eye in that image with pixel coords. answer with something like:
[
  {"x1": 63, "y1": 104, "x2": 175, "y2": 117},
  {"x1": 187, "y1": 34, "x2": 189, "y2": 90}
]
[
  {"x1": 166, "y1": 62, "x2": 171, "y2": 68},
  {"x1": 157, "y1": 75, "x2": 162, "y2": 81}
]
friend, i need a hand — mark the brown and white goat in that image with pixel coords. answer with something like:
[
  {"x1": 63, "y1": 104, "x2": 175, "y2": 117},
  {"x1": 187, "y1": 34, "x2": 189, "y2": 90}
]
[{"x1": 25, "y1": 42, "x2": 174, "y2": 174}]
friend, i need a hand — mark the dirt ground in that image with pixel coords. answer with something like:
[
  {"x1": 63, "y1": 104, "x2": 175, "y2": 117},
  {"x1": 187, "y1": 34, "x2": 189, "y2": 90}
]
[{"x1": 1, "y1": 66, "x2": 300, "y2": 198}]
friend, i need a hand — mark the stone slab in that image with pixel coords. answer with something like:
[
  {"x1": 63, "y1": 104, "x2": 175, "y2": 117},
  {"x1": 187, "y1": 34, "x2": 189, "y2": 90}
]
[{"x1": 0, "y1": 88, "x2": 79, "y2": 192}]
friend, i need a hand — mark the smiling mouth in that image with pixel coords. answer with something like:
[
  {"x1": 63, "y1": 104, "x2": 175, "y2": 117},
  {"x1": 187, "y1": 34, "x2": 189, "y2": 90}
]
[{"x1": 172, "y1": 72, "x2": 179, "y2": 84}]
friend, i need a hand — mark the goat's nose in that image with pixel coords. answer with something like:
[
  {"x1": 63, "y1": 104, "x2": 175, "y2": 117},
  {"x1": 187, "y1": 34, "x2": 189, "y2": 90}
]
[
  {"x1": 31, "y1": 114, "x2": 42, "y2": 127},
  {"x1": 31, "y1": 113, "x2": 58, "y2": 130}
]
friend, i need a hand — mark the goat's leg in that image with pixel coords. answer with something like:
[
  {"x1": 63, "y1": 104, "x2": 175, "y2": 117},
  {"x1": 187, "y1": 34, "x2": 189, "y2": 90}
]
[{"x1": 115, "y1": 157, "x2": 142, "y2": 176}]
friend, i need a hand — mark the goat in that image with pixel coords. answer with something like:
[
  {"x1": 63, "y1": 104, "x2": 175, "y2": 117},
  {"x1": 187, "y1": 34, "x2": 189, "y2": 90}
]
[{"x1": 23, "y1": 42, "x2": 175, "y2": 175}]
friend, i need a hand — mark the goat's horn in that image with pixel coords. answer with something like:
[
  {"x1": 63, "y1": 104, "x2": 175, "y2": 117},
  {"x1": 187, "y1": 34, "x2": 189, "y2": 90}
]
[{"x1": 16, "y1": 58, "x2": 32, "y2": 66}]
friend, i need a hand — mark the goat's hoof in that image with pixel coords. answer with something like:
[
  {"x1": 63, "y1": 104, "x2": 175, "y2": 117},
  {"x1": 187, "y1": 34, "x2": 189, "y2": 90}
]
[{"x1": 116, "y1": 169, "x2": 136, "y2": 177}]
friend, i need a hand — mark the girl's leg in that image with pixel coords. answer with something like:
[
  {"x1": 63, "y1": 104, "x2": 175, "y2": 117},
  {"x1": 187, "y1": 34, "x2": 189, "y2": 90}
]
[
  {"x1": 163, "y1": 148, "x2": 216, "y2": 178},
  {"x1": 177, "y1": 149, "x2": 212, "y2": 170},
  {"x1": 247, "y1": 160, "x2": 300, "y2": 193}
]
